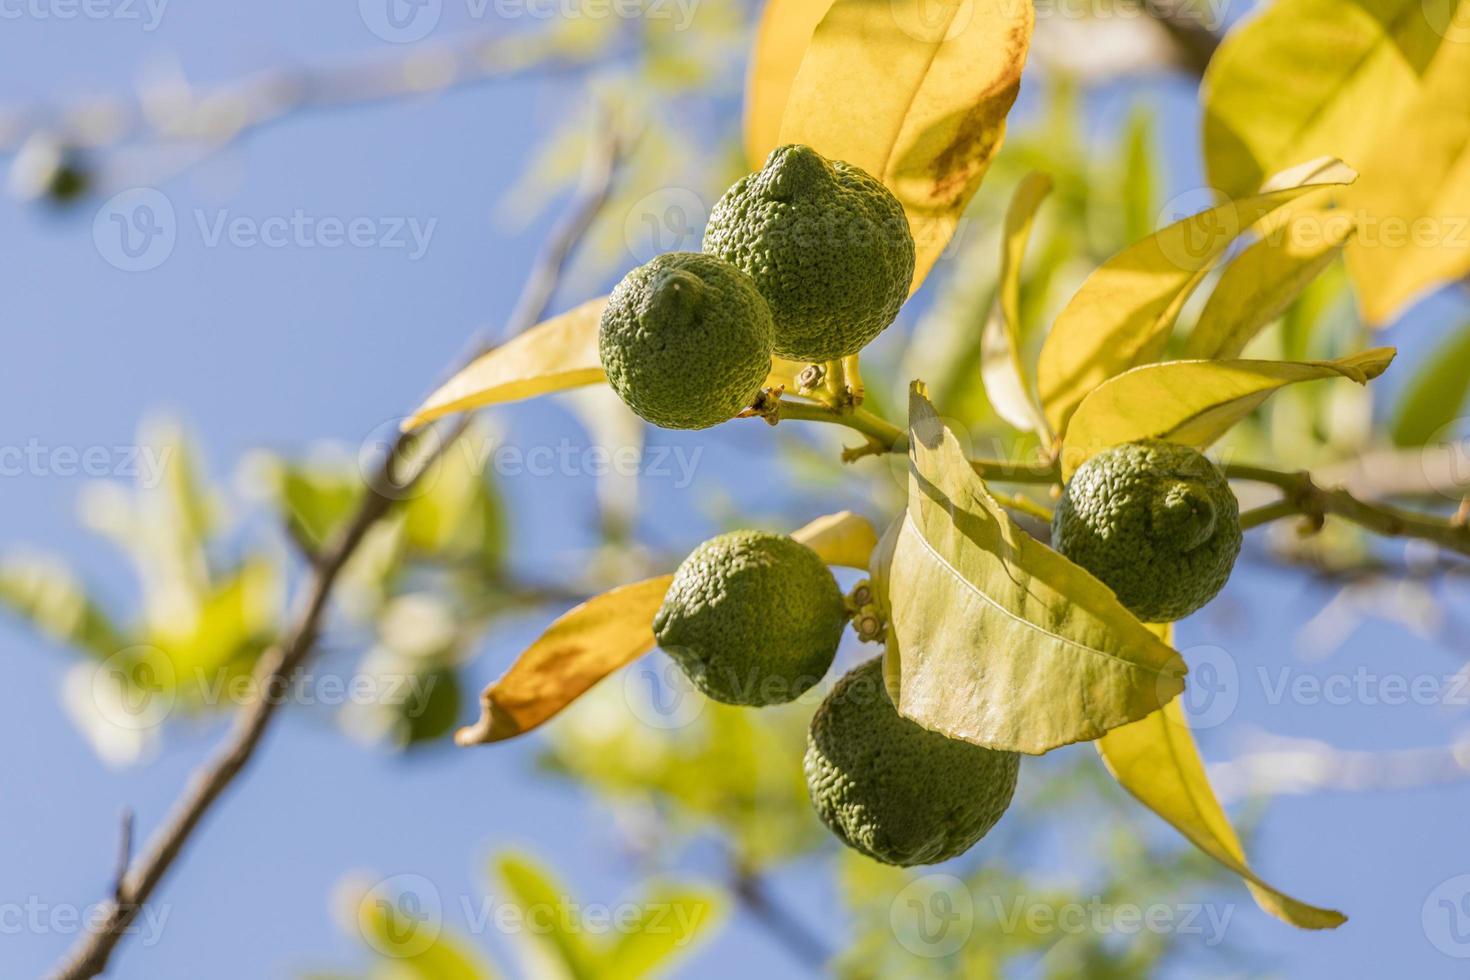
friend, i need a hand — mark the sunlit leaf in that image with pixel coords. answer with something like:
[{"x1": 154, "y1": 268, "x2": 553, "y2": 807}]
[
  {"x1": 789, "y1": 509, "x2": 878, "y2": 568},
  {"x1": 777, "y1": 0, "x2": 1034, "y2": 290},
  {"x1": 1342, "y1": 19, "x2": 1470, "y2": 323},
  {"x1": 1097, "y1": 670, "x2": 1347, "y2": 930},
  {"x1": 980, "y1": 172, "x2": 1053, "y2": 436},
  {"x1": 352, "y1": 880, "x2": 497, "y2": 979},
  {"x1": 1391, "y1": 322, "x2": 1470, "y2": 446},
  {"x1": 405, "y1": 298, "x2": 609, "y2": 430},
  {"x1": 1185, "y1": 211, "x2": 1356, "y2": 359},
  {"x1": 1036, "y1": 159, "x2": 1356, "y2": 436},
  {"x1": 599, "y1": 885, "x2": 724, "y2": 979},
  {"x1": 0, "y1": 556, "x2": 127, "y2": 659},
  {"x1": 496, "y1": 854, "x2": 598, "y2": 978},
  {"x1": 407, "y1": 300, "x2": 809, "y2": 431},
  {"x1": 1061, "y1": 349, "x2": 1396, "y2": 478},
  {"x1": 1200, "y1": 0, "x2": 1442, "y2": 199},
  {"x1": 456, "y1": 574, "x2": 674, "y2": 746},
  {"x1": 1119, "y1": 109, "x2": 1157, "y2": 246},
  {"x1": 456, "y1": 514, "x2": 868, "y2": 745},
  {"x1": 744, "y1": 0, "x2": 834, "y2": 167},
  {"x1": 882, "y1": 386, "x2": 1185, "y2": 755}
]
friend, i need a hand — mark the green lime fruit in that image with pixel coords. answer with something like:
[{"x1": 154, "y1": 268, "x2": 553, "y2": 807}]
[
  {"x1": 703, "y1": 144, "x2": 915, "y2": 362},
  {"x1": 805, "y1": 658, "x2": 1020, "y2": 867},
  {"x1": 1052, "y1": 440, "x2": 1242, "y2": 623},
  {"x1": 653, "y1": 530, "x2": 845, "y2": 706},
  {"x1": 599, "y1": 252, "x2": 774, "y2": 430}
]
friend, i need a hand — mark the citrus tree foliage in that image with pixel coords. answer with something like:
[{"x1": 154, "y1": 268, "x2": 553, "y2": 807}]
[
  {"x1": 419, "y1": 0, "x2": 1470, "y2": 937},
  {"x1": 9, "y1": 0, "x2": 1470, "y2": 976}
]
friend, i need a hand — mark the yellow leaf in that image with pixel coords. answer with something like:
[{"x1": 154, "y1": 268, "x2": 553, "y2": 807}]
[
  {"x1": 1097, "y1": 688, "x2": 1347, "y2": 930},
  {"x1": 1185, "y1": 211, "x2": 1356, "y2": 359},
  {"x1": 1035, "y1": 159, "x2": 1356, "y2": 437},
  {"x1": 1060, "y1": 349, "x2": 1396, "y2": 478},
  {"x1": 456, "y1": 513, "x2": 872, "y2": 745},
  {"x1": 776, "y1": 0, "x2": 1034, "y2": 291},
  {"x1": 980, "y1": 172, "x2": 1053, "y2": 436},
  {"x1": 744, "y1": 0, "x2": 834, "y2": 168},
  {"x1": 1201, "y1": 0, "x2": 1442, "y2": 200},
  {"x1": 455, "y1": 574, "x2": 675, "y2": 745},
  {"x1": 1344, "y1": 15, "x2": 1470, "y2": 323},
  {"x1": 882, "y1": 385, "x2": 1185, "y2": 755},
  {"x1": 405, "y1": 298, "x2": 608, "y2": 430},
  {"x1": 789, "y1": 510, "x2": 878, "y2": 568}
]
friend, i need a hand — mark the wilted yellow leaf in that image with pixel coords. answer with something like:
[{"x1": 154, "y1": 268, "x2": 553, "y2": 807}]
[
  {"x1": 1344, "y1": 18, "x2": 1470, "y2": 323},
  {"x1": 1097, "y1": 687, "x2": 1347, "y2": 930},
  {"x1": 744, "y1": 0, "x2": 834, "y2": 168},
  {"x1": 1036, "y1": 159, "x2": 1356, "y2": 437},
  {"x1": 406, "y1": 298, "x2": 608, "y2": 430},
  {"x1": 455, "y1": 574, "x2": 674, "y2": 745},
  {"x1": 456, "y1": 513, "x2": 874, "y2": 744},
  {"x1": 1185, "y1": 211, "x2": 1356, "y2": 359},
  {"x1": 980, "y1": 172, "x2": 1053, "y2": 436},
  {"x1": 1201, "y1": 0, "x2": 1441, "y2": 199},
  {"x1": 1060, "y1": 349, "x2": 1396, "y2": 477},
  {"x1": 777, "y1": 0, "x2": 1034, "y2": 291},
  {"x1": 882, "y1": 386, "x2": 1185, "y2": 755}
]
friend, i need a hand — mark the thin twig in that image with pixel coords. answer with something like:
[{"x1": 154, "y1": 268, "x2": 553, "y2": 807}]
[
  {"x1": 49, "y1": 119, "x2": 628, "y2": 980},
  {"x1": 731, "y1": 869, "x2": 831, "y2": 972},
  {"x1": 110, "y1": 810, "x2": 133, "y2": 908}
]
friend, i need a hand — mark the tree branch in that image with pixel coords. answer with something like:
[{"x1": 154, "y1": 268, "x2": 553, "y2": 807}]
[
  {"x1": 49, "y1": 118, "x2": 627, "y2": 980},
  {"x1": 1225, "y1": 462, "x2": 1470, "y2": 558}
]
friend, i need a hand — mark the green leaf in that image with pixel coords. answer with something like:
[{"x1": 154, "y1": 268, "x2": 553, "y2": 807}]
[
  {"x1": 1060, "y1": 349, "x2": 1396, "y2": 477},
  {"x1": 1036, "y1": 159, "x2": 1357, "y2": 436},
  {"x1": 777, "y1": 0, "x2": 1034, "y2": 290},
  {"x1": 353, "y1": 883, "x2": 496, "y2": 980},
  {"x1": 980, "y1": 172, "x2": 1053, "y2": 436},
  {"x1": 599, "y1": 885, "x2": 724, "y2": 979},
  {"x1": 1119, "y1": 108, "x2": 1157, "y2": 247},
  {"x1": 1391, "y1": 322, "x2": 1470, "y2": 446},
  {"x1": 1185, "y1": 211, "x2": 1356, "y2": 359},
  {"x1": 881, "y1": 385, "x2": 1186, "y2": 755},
  {"x1": 1097, "y1": 677, "x2": 1347, "y2": 930},
  {"x1": 1200, "y1": 0, "x2": 1442, "y2": 200},
  {"x1": 0, "y1": 556, "x2": 127, "y2": 658},
  {"x1": 495, "y1": 854, "x2": 598, "y2": 979}
]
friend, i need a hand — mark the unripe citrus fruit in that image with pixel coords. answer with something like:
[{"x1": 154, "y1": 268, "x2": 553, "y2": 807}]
[
  {"x1": 599, "y1": 252, "x2": 773, "y2": 430},
  {"x1": 805, "y1": 657, "x2": 1020, "y2": 867},
  {"x1": 703, "y1": 144, "x2": 914, "y2": 362},
  {"x1": 1052, "y1": 441, "x2": 1242, "y2": 622},
  {"x1": 653, "y1": 530, "x2": 845, "y2": 706}
]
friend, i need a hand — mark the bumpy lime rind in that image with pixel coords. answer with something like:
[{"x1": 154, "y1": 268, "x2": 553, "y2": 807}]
[
  {"x1": 804, "y1": 658, "x2": 1020, "y2": 867},
  {"x1": 1052, "y1": 440, "x2": 1242, "y2": 622},
  {"x1": 599, "y1": 252, "x2": 774, "y2": 430},
  {"x1": 703, "y1": 144, "x2": 915, "y2": 362},
  {"x1": 654, "y1": 530, "x2": 845, "y2": 706}
]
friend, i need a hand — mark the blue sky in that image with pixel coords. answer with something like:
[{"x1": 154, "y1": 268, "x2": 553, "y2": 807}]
[{"x1": 3, "y1": 3, "x2": 1470, "y2": 978}]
